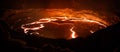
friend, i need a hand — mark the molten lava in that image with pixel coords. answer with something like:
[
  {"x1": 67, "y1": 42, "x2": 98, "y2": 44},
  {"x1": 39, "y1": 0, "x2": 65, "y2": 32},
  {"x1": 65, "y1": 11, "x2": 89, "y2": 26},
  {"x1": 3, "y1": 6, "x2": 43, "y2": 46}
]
[
  {"x1": 21, "y1": 9, "x2": 108, "y2": 40},
  {"x1": 21, "y1": 17, "x2": 107, "y2": 39},
  {"x1": 70, "y1": 27, "x2": 76, "y2": 39}
]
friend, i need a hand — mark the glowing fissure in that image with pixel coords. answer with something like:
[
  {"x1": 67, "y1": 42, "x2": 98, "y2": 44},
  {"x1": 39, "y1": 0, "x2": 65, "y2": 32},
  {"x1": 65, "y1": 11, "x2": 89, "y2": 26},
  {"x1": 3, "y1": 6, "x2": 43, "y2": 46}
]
[
  {"x1": 70, "y1": 26, "x2": 76, "y2": 38},
  {"x1": 21, "y1": 24, "x2": 44, "y2": 34},
  {"x1": 21, "y1": 16, "x2": 107, "y2": 39},
  {"x1": 20, "y1": 9, "x2": 109, "y2": 39},
  {"x1": 69, "y1": 18, "x2": 107, "y2": 27}
]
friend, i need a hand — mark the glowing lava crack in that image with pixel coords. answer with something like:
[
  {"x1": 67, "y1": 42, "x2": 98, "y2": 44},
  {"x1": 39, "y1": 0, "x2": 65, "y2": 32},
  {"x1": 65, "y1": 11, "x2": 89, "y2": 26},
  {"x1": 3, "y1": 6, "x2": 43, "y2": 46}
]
[
  {"x1": 21, "y1": 16, "x2": 107, "y2": 39},
  {"x1": 70, "y1": 26, "x2": 76, "y2": 39},
  {"x1": 20, "y1": 9, "x2": 110, "y2": 39}
]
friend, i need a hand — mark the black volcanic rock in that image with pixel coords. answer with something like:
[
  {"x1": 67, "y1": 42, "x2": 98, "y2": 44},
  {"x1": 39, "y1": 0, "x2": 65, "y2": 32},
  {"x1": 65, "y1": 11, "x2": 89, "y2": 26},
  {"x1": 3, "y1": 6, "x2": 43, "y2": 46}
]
[{"x1": 88, "y1": 22, "x2": 120, "y2": 52}]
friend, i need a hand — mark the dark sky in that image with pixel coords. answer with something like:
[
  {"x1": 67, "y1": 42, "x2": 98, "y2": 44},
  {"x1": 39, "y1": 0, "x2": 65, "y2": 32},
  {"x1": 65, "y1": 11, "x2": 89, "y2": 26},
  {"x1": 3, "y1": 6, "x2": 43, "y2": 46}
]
[
  {"x1": 0, "y1": 0, "x2": 120, "y2": 15},
  {"x1": 0, "y1": 0, "x2": 120, "y2": 10}
]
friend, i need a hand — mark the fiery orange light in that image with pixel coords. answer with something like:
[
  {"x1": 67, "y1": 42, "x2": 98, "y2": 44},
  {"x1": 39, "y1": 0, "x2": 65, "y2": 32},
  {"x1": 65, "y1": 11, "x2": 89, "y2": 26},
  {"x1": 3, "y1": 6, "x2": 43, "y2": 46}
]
[
  {"x1": 21, "y1": 17, "x2": 107, "y2": 39},
  {"x1": 21, "y1": 9, "x2": 109, "y2": 39},
  {"x1": 70, "y1": 27, "x2": 77, "y2": 38}
]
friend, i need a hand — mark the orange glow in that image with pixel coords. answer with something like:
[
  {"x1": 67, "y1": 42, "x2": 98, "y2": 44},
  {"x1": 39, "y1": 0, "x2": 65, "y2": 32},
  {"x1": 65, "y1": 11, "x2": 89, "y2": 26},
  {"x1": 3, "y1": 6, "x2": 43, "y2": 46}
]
[
  {"x1": 21, "y1": 16, "x2": 107, "y2": 39},
  {"x1": 70, "y1": 27, "x2": 77, "y2": 38},
  {"x1": 21, "y1": 9, "x2": 109, "y2": 39},
  {"x1": 21, "y1": 24, "x2": 44, "y2": 34}
]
